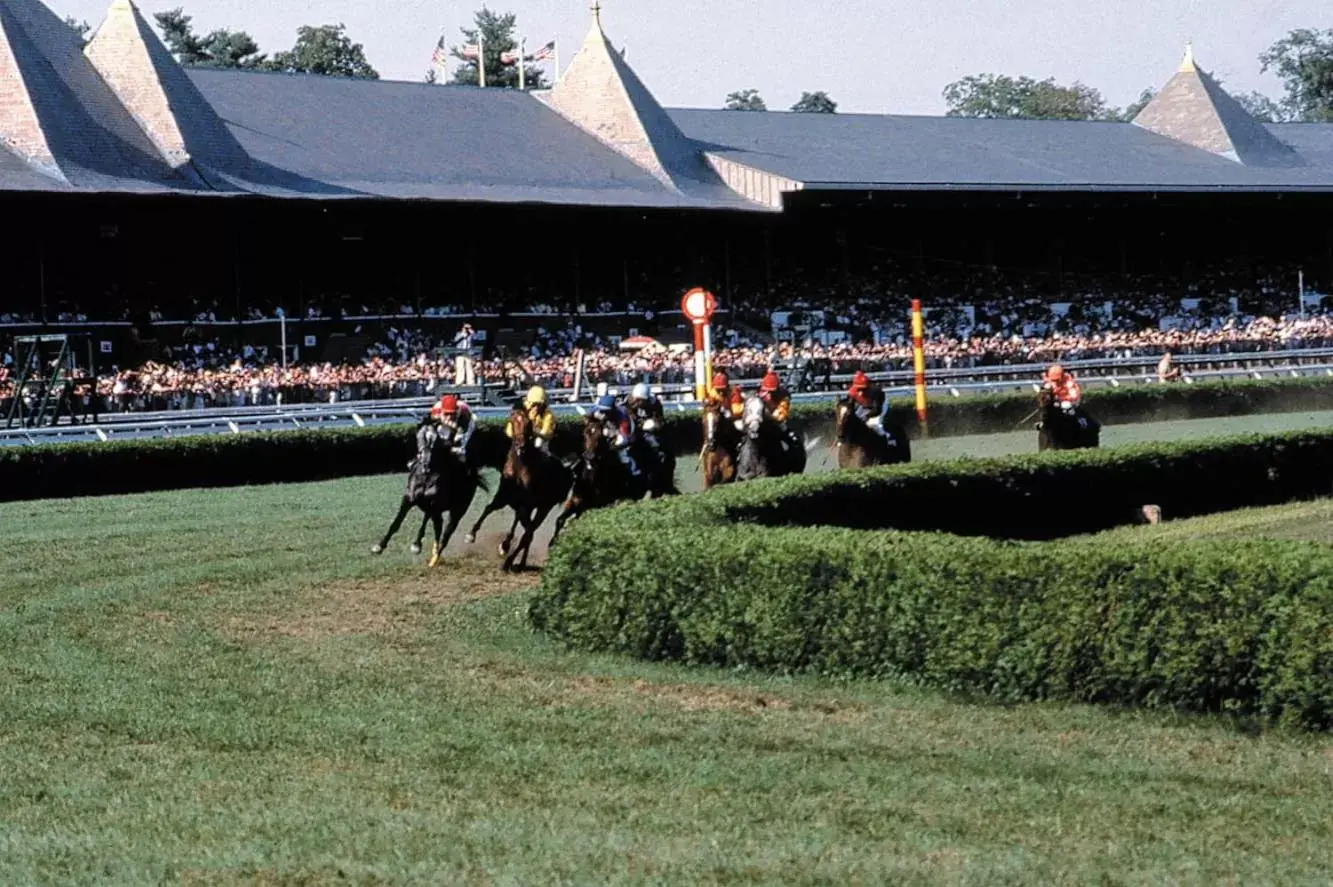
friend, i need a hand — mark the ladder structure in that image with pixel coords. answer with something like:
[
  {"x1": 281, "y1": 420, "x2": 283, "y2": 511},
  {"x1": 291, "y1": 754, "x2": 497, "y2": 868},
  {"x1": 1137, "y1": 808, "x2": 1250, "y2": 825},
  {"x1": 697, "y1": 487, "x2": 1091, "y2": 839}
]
[{"x1": 4, "y1": 334, "x2": 98, "y2": 429}]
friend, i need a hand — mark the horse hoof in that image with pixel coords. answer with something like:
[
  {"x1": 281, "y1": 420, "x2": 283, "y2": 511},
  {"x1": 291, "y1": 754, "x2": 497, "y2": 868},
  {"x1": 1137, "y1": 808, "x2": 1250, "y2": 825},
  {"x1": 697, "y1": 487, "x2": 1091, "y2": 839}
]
[
  {"x1": 410, "y1": 543, "x2": 422, "y2": 555},
  {"x1": 464, "y1": 533, "x2": 476, "y2": 545},
  {"x1": 499, "y1": 539, "x2": 512, "y2": 556},
  {"x1": 371, "y1": 544, "x2": 383, "y2": 555}
]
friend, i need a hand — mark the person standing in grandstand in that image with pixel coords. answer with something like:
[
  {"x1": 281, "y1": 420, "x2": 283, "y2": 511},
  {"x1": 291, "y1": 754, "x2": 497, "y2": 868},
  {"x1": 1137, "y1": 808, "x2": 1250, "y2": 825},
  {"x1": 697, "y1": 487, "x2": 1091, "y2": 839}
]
[
  {"x1": 847, "y1": 370, "x2": 891, "y2": 439},
  {"x1": 1157, "y1": 352, "x2": 1182, "y2": 383},
  {"x1": 452, "y1": 322, "x2": 476, "y2": 387}
]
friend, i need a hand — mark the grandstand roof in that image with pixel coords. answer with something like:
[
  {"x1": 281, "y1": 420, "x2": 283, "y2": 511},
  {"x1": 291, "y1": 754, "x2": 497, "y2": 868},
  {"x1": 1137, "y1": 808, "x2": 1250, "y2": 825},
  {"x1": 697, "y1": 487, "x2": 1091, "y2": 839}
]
[{"x1": 3, "y1": 0, "x2": 1333, "y2": 204}]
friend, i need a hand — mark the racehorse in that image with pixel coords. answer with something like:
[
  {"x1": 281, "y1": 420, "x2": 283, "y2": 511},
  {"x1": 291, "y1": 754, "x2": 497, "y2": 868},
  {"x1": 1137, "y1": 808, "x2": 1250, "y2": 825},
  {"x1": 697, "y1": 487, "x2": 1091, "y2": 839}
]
[
  {"x1": 834, "y1": 397, "x2": 911, "y2": 469},
  {"x1": 551, "y1": 413, "x2": 678, "y2": 542},
  {"x1": 736, "y1": 396, "x2": 806, "y2": 481},
  {"x1": 1036, "y1": 388, "x2": 1101, "y2": 451},
  {"x1": 700, "y1": 399, "x2": 740, "y2": 489},
  {"x1": 372, "y1": 419, "x2": 485, "y2": 567},
  {"x1": 465, "y1": 405, "x2": 572, "y2": 572}
]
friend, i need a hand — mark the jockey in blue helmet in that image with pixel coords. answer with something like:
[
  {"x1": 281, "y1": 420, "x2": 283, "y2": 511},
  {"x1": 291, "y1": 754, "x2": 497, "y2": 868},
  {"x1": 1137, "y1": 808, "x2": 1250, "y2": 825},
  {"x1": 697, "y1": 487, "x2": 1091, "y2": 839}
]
[
  {"x1": 626, "y1": 381, "x2": 665, "y2": 463},
  {"x1": 592, "y1": 393, "x2": 640, "y2": 476}
]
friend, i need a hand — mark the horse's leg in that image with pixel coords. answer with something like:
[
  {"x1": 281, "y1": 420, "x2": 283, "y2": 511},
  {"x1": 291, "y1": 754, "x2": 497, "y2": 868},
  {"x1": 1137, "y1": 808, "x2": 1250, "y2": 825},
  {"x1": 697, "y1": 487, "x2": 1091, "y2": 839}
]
[
  {"x1": 513, "y1": 502, "x2": 556, "y2": 570},
  {"x1": 372, "y1": 497, "x2": 413, "y2": 554},
  {"x1": 410, "y1": 511, "x2": 431, "y2": 555},
  {"x1": 499, "y1": 508, "x2": 526, "y2": 557},
  {"x1": 427, "y1": 511, "x2": 446, "y2": 568},
  {"x1": 549, "y1": 499, "x2": 581, "y2": 547},
  {"x1": 465, "y1": 480, "x2": 511, "y2": 544}
]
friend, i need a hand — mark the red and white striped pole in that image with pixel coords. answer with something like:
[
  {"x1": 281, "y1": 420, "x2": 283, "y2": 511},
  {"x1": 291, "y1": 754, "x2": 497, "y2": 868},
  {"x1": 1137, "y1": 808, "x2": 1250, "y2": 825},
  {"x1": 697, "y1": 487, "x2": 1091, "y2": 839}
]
[
  {"x1": 911, "y1": 299, "x2": 928, "y2": 436},
  {"x1": 682, "y1": 287, "x2": 717, "y2": 401}
]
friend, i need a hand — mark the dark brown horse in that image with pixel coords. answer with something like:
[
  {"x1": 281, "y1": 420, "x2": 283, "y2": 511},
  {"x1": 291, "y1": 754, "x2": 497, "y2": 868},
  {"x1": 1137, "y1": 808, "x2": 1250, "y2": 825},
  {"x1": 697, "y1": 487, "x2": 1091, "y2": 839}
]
[
  {"x1": 1036, "y1": 388, "x2": 1101, "y2": 451},
  {"x1": 465, "y1": 405, "x2": 572, "y2": 571},
  {"x1": 373, "y1": 419, "x2": 485, "y2": 567},
  {"x1": 700, "y1": 399, "x2": 741, "y2": 489},
  {"x1": 834, "y1": 397, "x2": 911, "y2": 469},
  {"x1": 551, "y1": 413, "x2": 677, "y2": 542}
]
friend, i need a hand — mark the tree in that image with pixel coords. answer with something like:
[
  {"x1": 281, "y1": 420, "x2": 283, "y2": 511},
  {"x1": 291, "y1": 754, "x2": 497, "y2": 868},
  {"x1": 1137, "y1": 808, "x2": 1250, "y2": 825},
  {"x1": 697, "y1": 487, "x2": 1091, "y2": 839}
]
[
  {"x1": 448, "y1": 8, "x2": 547, "y2": 90},
  {"x1": 725, "y1": 89, "x2": 767, "y2": 111},
  {"x1": 1119, "y1": 87, "x2": 1157, "y2": 121},
  {"x1": 64, "y1": 16, "x2": 91, "y2": 47},
  {"x1": 269, "y1": 24, "x2": 377, "y2": 79},
  {"x1": 791, "y1": 91, "x2": 837, "y2": 113},
  {"x1": 153, "y1": 8, "x2": 267, "y2": 69},
  {"x1": 1259, "y1": 29, "x2": 1333, "y2": 122},
  {"x1": 943, "y1": 73, "x2": 1111, "y2": 120},
  {"x1": 1234, "y1": 90, "x2": 1284, "y2": 123}
]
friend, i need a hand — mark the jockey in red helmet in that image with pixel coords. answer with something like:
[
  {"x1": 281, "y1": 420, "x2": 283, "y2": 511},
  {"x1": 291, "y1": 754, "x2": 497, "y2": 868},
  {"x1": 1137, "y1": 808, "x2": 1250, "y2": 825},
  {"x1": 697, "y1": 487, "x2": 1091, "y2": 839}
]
[
  {"x1": 708, "y1": 370, "x2": 745, "y2": 425},
  {"x1": 758, "y1": 369, "x2": 801, "y2": 454},
  {"x1": 430, "y1": 393, "x2": 474, "y2": 460},
  {"x1": 847, "y1": 370, "x2": 890, "y2": 437},
  {"x1": 1043, "y1": 364, "x2": 1082, "y2": 410}
]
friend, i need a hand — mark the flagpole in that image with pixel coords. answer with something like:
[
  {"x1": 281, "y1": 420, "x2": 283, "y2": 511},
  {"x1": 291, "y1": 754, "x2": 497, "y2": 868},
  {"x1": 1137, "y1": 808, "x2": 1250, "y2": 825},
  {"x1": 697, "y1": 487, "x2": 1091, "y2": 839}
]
[
  {"x1": 478, "y1": 34, "x2": 486, "y2": 87},
  {"x1": 518, "y1": 37, "x2": 525, "y2": 91},
  {"x1": 554, "y1": 39, "x2": 560, "y2": 85}
]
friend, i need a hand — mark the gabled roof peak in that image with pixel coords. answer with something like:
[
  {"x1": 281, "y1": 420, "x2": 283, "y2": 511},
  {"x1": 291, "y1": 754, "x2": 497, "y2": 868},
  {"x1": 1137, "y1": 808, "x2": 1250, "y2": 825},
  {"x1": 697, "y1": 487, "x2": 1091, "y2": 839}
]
[{"x1": 1179, "y1": 42, "x2": 1196, "y2": 73}]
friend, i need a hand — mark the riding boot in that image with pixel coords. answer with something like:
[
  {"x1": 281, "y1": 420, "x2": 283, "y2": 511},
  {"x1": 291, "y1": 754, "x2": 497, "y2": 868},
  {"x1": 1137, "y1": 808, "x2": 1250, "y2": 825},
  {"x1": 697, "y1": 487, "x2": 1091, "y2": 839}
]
[{"x1": 618, "y1": 449, "x2": 640, "y2": 477}]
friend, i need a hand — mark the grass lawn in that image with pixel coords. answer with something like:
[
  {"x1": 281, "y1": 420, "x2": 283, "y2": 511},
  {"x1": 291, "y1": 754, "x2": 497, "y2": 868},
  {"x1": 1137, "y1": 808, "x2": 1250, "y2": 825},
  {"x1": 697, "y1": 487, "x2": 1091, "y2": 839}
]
[
  {"x1": 1092, "y1": 497, "x2": 1333, "y2": 544},
  {"x1": 3, "y1": 476, "x2": 1333, "y2": 884}
]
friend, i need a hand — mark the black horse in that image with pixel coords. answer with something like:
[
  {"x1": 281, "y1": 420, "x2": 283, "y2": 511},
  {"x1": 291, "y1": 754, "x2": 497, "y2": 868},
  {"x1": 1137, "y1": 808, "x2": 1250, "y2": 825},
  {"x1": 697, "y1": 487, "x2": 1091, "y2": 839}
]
[
  {"x1": 736, "y1": 396, "x2": 806, "y2": 481},
  {"x1": 373, "y1": 420, "x2": 486, "y2": 567},
  {"x1": 1036, "y1": 389, "x2": 1101, "y2": 451},
  {"x1": 834, "y1": 397, "x2": 911, "y2": 468}
]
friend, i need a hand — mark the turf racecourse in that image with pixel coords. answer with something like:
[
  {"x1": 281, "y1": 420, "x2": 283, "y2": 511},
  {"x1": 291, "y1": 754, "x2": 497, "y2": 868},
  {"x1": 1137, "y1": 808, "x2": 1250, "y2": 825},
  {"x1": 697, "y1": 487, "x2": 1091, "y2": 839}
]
[{"x1": 2, "y1": 414, "x2": 1333, "y2": 884}]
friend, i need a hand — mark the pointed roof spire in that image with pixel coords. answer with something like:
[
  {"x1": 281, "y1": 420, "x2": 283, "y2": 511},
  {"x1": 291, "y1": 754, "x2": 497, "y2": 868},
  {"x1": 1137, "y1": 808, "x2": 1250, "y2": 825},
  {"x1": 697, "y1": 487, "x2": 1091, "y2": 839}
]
[
  {"x1": 84, "y1": 0, "x2": 249, "y2": 181},
  {"x1": 1133, "y1": 43, "x2": 1298, "y2": 167},
  {"x1": 1179, "y1": 41, "x2": 1196, "y2": 72},
  {"x1": 539, "y1": 3, "x2": 717, "y2": 193},
  {"x1": 0, "y1": 0, "x2": 179, "y2": 186}
]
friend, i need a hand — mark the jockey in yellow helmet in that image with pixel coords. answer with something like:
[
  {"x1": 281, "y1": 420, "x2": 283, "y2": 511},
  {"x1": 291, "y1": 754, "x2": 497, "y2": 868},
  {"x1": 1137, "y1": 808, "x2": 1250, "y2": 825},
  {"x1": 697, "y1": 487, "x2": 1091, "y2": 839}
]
[{"x1": 506, "y1": 385, "x2": 556, "y2": 451}]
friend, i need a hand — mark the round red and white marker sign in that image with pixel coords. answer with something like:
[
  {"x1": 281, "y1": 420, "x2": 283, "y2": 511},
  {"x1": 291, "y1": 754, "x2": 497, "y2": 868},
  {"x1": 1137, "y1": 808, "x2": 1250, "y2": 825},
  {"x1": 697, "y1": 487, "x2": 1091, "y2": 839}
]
[{"x1": 680, "y1": 287, "x2": 717, "y2": 324}]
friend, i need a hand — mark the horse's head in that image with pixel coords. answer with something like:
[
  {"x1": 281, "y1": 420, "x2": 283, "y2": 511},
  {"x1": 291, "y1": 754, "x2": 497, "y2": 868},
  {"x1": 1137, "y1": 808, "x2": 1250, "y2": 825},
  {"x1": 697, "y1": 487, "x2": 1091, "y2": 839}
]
[
  {"x1": 703, "y1": 400, "x2": 720, "y2": 449},
  {"x1": 415, "y1": 422, "x2": 440, "y2": 471},
  {"x1": 1036, "y1": 387, "x2": 1056, "y2": 412},
  {"x1": 508, "y1": 404, "x2": 531, "y2": 448},
  {"x1": 835, "y1": 397, "x2": 859, "y2": 440},
  {"x1": 583, "y1": 414, "x2": 607, "y2": 458},
  {"x1": 741, "y1": 395, "x2": 766, "y2": 439}
]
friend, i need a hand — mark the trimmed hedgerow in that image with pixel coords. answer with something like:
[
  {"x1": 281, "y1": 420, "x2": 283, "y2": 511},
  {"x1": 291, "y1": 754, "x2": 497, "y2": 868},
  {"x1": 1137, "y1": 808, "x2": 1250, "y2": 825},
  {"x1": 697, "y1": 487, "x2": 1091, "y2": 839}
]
[
  {"x1": 4, "y1": 376, "x2": 1333, "y2": 501},
  {"x1": 531, "y1": 428, "x2": 1333, "y2": 730}
]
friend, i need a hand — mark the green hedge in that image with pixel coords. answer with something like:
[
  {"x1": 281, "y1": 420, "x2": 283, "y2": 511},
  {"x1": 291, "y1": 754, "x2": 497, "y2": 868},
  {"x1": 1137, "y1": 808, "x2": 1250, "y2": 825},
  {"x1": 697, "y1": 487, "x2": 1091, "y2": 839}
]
[
  {"x1": 531, "y1": 429, "x2": 1333, "y2": 729},
  {"x1": 4, "y1": 376, "x2": 1333, "y2": 501}
]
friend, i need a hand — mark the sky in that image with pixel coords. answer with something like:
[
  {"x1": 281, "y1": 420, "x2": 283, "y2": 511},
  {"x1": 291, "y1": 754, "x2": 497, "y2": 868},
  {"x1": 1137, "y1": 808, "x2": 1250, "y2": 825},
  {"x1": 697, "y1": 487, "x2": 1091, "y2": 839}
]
[{"x1": 53, "y1": 0, "x2": 1328, "y2": 114}]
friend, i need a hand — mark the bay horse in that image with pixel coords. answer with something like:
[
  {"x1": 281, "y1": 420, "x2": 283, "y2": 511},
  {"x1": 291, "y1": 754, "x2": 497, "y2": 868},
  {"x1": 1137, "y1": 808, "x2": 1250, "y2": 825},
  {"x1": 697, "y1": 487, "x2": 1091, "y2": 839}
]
[
  {"x1": 551, "y1": 413, "x2": 678, "y2": 542},
  {"x1": 834, "y1": 397, "x2": 911, "y2": 469},
  {"x1": 373, "y1": 419, "x2": 486, "y2": 567},
  {"x1": 736, "y1": 396, "x2": 805, "y2": 481},
  {"x1": 465, "y1": 405, "x2": 572, "y2": 572},
  {"x1": 700, "y1": 399, "x2": 741, "y2": 489},
  {"x1": 1036, "y1": 388, "x2": 1101, "y2": 451}
]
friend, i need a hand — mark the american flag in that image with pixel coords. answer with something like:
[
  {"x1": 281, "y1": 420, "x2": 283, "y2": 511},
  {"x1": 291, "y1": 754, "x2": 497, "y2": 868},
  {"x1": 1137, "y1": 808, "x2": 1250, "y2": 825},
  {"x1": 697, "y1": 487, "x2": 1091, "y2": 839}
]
[
  {"x1": 529, "y1": 40, "x2": 555, "y2": 62},
  {"x1": 430, "y1": 41, "x2": 446, "y2": 66},
  {"x1": 499, "y1": 50, "x2": 520, "y2": 64},
  {"x1": 460, "y1": 43, "x2": 481, "y2": 59}
]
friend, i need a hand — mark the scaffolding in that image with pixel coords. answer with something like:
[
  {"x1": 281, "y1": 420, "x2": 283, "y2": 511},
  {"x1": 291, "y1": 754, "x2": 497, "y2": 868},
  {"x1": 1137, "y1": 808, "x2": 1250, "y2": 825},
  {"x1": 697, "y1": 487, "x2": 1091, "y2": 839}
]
[{"x1": 3, "y1": 334, "x2": 98, "y2": 429}]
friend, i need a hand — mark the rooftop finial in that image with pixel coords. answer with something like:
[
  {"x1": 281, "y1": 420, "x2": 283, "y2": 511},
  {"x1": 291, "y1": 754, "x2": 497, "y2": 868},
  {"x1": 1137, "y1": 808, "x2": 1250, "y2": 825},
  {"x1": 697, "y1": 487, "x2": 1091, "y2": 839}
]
[
  {"x1": 1180, "y1": 41, "x2": 1196, "y2": 73},
  {"x1": 591, "y1": 0, "x2": 601, "y2": 25}
]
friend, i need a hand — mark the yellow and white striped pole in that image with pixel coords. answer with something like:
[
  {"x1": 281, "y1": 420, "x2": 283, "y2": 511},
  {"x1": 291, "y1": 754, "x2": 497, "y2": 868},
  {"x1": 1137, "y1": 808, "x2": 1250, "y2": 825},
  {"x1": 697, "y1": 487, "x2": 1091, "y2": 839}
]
[{"x1": 911, "y1": 298, "x2": 928, "y2": 437}]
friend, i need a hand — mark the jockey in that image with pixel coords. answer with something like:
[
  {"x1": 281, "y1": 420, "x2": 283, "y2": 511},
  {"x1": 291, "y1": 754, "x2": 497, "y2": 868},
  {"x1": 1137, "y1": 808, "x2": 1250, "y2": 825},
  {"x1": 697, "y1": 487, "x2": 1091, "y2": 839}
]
[
  {"x1": 592, "y1": 393, "x2": 640, "y2": 477},
  {"x1": 506, "y1": 385, "x2": 556, "y2": 451},
  {"x1": 430, "y1": 394, "x2": 474, "y2": 461},
  {"x1": 708, "y1": 371, "x2": 745, "y2": 428},
  {"x1": 1044, "y1": 364, "x2": 1095, "y2": 430},
  {"x1": 626, "y1": 382, "x2": 665, "y2": 462},
  {"x1": 758, "y1": 371, "x2": 799, "y2": 451},
  {"x1": 1043, "y1": 365, "x2": 1083, "y2": 411},
  {"x1": 847, "y1": 370, "x2": 890, "y2": 438}
]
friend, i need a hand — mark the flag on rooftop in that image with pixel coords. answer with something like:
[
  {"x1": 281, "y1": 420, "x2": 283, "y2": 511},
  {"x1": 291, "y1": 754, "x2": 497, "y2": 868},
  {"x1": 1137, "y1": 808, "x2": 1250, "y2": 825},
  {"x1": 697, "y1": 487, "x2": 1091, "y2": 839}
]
[
  {"x1": 500, "y1": 50, "x2": 520, "y2": 64},
  {"x1": 530, "y1": 40, "x2": 555, "y2": 62},
  {"x1": 430, "y1": 41, "x2": 446, "y2": 66},
  {"x1": 460, "y1": 43, "x2": 481, "y2": 59}
]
